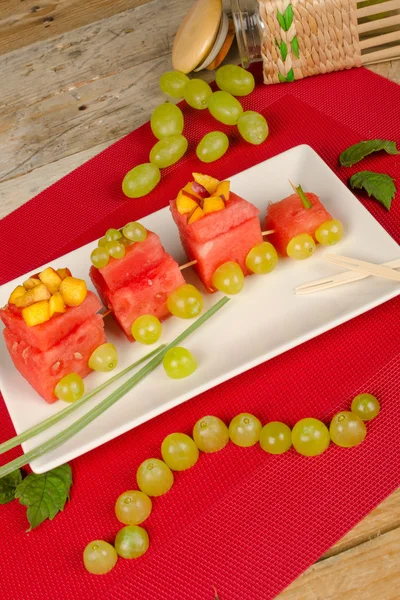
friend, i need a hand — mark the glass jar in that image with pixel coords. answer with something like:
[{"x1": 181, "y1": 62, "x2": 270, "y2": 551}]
[{"x1": 230, "y1": 0, "x2": 264, "y2": 68}]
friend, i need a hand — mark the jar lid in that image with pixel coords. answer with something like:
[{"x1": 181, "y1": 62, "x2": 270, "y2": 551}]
[{"x1": 172, "y1": 0, "x2": 223, "y2": 74}]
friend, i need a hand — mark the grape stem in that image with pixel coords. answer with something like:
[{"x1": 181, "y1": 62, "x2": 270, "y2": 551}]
[
  {"x1": 0, "y1": 297, "x2": 230, "y2": 478},
  {"x1": 289, "y1": 180, "x2": 312, "y2": 209}
]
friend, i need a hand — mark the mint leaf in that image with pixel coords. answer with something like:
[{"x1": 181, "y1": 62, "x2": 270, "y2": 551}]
[
  {"x1": 277, "y1": 11, "x2": 286, "y2": 30},
  {"x1": 340, "y1": 139, "x2": 399, "y2": 167},
  {"x1": 286, "y1": 68, "x2": 295, "y2": 82},
  {"x1": 0, "y1": 469, "x2": 22, "y2": 504},
  {"x1": 15, "y1": 464, "x2": 72, "y2": 530},
  {"x1": 283, "y1": 5, "x2": 294, "y2": 30},
  {"x1": 349, "y1": 171, "x2": 396, "y2": 210},
  {"x1": 278, "y1": 73, "x2": 287, "y2": 83},
  {"x1": 292, "y1": 35, "x2": 299, "y2": 58},
  {"x1": 280, "y1": 40, "x2": 288, "y2": 61}
]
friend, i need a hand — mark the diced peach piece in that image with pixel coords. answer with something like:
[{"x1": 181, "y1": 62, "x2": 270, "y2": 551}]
[
  {"x1": 9, "y1": 286, "x2": 26, "y2": 305},
  {"x1": 60, "y1": 276, "x2": 87, "y2": 307},
  {"x1": 57, "y1": 268, "x2": 72, "y2": 280},
  {"x1": 182, "y1": 182, "x2": 204, "y2": 200},
  {"x1": 203, "y1": 196, "x2": 225, "y2": 214},
  {"x1": 49, "y1": 292, "x2": 66, "y2": 318},
  {"x1": 15, "y1": 284, "x2": 51, "y2": 308},
  {"x1": 22, "y1": 300, "x2": 51, "y2": 327},
  {"x1": 215, "y1": 180, "x2": 230, "y2": 201},
  {"x1": 192, "y1": 173, "x2": 219, "y2": 195},
  {"x1": 188, "y1": 206, "x2": 204, "y2": 224},
  {"x1": 176, "y1": 190, "x2": 199, "y2": 215},
  {"x1": 39, "y1": 267, "x2": 63, "y2": 294},
  {"x1": 23, "y1": 277, "x2": 41, "y2": 290}
]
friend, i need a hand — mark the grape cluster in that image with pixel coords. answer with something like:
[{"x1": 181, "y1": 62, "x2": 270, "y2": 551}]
[
  {"x1": 90, "y1": 223, "x2": 147, "y2": 268},
  {"x1": 83, "y1": 393, "x2": 380, "y2": 574},
  {"x1": 122, "y1": 65, "x2": 269, "y2": 199}
]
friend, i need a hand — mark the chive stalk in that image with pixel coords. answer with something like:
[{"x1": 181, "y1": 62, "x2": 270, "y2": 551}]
[
  {"x1": 289, "y1": 180, "x2": 312, "y2": 209},
  {"x1": 0, "y1": 297, "x2": 230, "y2": 478}
]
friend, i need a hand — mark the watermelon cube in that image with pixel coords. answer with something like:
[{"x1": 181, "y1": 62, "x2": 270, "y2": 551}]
[
  {"x1": 264, "y1": 193, "x2": 332, "y2": 256},
  {"x1": 170, "y1": 191, "x2": 263, "y2": 291},
  {"x1": 4, "y1": 315, "x2": 106, "y2": 403},
  {"x1": 91, "y1": 253, "x2": 185, "y2": 340}
]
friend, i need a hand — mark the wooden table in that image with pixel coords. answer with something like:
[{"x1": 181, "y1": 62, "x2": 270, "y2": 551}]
[{"x1": 1, "y1": 1, "x2": 399, "y2": 597}]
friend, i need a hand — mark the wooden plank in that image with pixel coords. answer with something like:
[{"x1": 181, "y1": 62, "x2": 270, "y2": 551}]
[
  {"x1": 0, "y1": 0, "x2": 150, "y2": 56},
  {"x1": 277, "y1": 527, "x2": 400, "y2": 599}
]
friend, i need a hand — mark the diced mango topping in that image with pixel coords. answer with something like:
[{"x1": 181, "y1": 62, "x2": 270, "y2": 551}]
[
  {"x1": 57, "y1": 268, "x2": 72, "y2": 280},
  {"x1": 8, "y1": 286, "x2": 26, "y2": 305},
  {"x1": 215, "y1": 180, "x2": 230, "y2": 201},
  {"x1": 15, "y1": 283, "x2": 51, "y2": 308},
  {"x1": 188, "y1": 206, "x2": 204, "y2": 224},
  {"x1": 182, "y1": 182, "x2": 202, "y2": 200},
  {"x1": 60, "y1": 276, "x2": 87, "y2": 307},
  {"x1": 49, "y1": 292, "x2": 66, "y2": 318},
  {"x1": 176, "y1": 190, "x2": 199, "y2": 215},
  {"x1": 192, "y1": 173, "x2": 219, "y2": 195},
  {"x1": 39, "y1": 267, "x2": 63, "y2": 295},
  {"x1": 203, "y1": 196, "x2": 225, "y2": 214},
  {"x1": 23, "y1": 277, "x2": 41, "y2": 290},
  {"x1": 22, "y1": 300, "x2": 51, "y2": 327}
]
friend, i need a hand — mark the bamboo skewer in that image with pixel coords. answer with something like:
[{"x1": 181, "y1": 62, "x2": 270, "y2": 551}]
[{"x1": 323, "y1": 255, "x2": 400, "y2": 282}]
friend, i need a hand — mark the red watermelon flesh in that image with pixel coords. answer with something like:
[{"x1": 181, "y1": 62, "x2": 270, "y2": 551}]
[
  {"x1": 4, "y1": 314, "x2": 106, "y2": 403},
  {"x1": 0, "y1": 291, "x2": 101, "y2": 352},
  {"x1": 97, "y1": 231, "x2": 165, "y2": 292},
  {"x1": 91, "y1": 253, "x2": 185, "y2": 340},
  {"x1": 264, "y1": 192, "x2": 332, "y2": 256}
]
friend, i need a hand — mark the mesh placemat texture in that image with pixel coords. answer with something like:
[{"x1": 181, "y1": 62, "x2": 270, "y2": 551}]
[{"x1": 0, "y1": 66, "x2": 399, "y2": 600}]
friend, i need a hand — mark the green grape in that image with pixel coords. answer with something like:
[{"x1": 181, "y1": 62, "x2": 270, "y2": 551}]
[
  {"x1": 184, "y1": 79, "x2": 212, "y2": 110},
  {"x1": 115, "y1": 490, "x2": 152, "y2": 526},
  {"x1": 208, "y1": 91, "x2": 243, "y2": 125},
  {"x1": 315, "y1": 219, "x2": 344, "y2": 245},
  {"x1": 83, "y1": 540, "x2": 118, "y2": 575},
  {"x1": 120, "y1": 235, "x2": 134, "y2": 247},
  {"x1": 160, "y1": 71, "x2": 189, "y2": 98},
  {"x1": 167, "y1": 284, "x2": 203, "y2": 318},
  {"x1": 54, "y1": 373, "x2": 84, "y2": 403},
  {"x1": 105, "y1": 240, "x2": 125, "y2": 259},
  {"x1": 114, "y1": 525, "x2": 149, "y2": 559},
  {"x1": 291, "y1": 418, "x2": 330, "y2": 456},
  {"x1": 161, "y1": 433, "x2": 199, "y2": 471},
  {"x1": 193, "y1": 415, "x2": 229, "y2": 453},
  {"x1": 122, "y1": 222, "x2": 147, "y2": 242},
  {"x1": 237, "y1": 111, "x2": 269, "y2": 145},
  {"x1": 88, "y1": 343, "x2": 118, "y2": 372},
  {"x1": 105, "y1": 228, "x2": 122, "y2": 242},
  {"x1": 98, "y1": 237, "x2": 107, "y2": 247},
  {"x1": 163, "y1": 347, "x2": 197, "y2": 379},
  {"x1": 90, "y1": 247, "x2": 110, "y2": 269},
  {"x1": 229, "y1": 413, "x2": 262, "y2": 447},
  {"x1": 196, "y1": 131, "x2": 229, "y2": 163},
  {"x1": 329, "y1": 411, "x2": 367, "y2": 448},
  {"x1": 246, "y1": 242, "x2": 278, "y2": 274},
  {"x1": 286, "y1": 233, "x2": 315, "y2": 260},
  {"x1": 150, "y1": 103, "x2": 184, "y2": 139},
  {"x1": 136, "y1": 458, "x2": 174, "y2": 497},
  {"x1": 131, "y1": 314, "x2": 162, "y2": 345},
  {"x1": 149, "y1": 134, "x2": 188, "y2": 168},
  {"x1": 211, "y1": 262, "x2": 244, "y2": 294},
  {"x1": 259, "y1": 422, "x2": 292, "y2": 454},
  {"x1": 351, "y1": 393, "x2": 381, "y2": 421},
  {"x1": 215, "y1": 64, "x2": 255, "y2": 96},
  {"x1": 122, "y1": 163, "x2": 161, "y2": 198}
]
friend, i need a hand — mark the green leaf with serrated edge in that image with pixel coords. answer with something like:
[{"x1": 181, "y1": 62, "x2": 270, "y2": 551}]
[
  {"x1": 277, "y1": 10, "x2": 286, "y2": 30},
  {"x1": 292, "y1": 35, "x2": 299, "y2": 58},
  {"x1": 284, "y1": 5, "x2": 294, "y2": 30},
  {"x1": 15, "y1": 464, "x2": 72, "y2": 530},
  {"x1": 286, "y1": 68, "x2": 295, "y2": 82},
  {"x1": 340, "y1": 139, "x2": 399, "y2": 167},
  {"x1": 0, "y1": 469, "x2": 22, "y2": 504},
  {"x1": 280, "y1": 40, "x2": 288, "y2": 61},
  {"x1": 278, "y1": 73, "x2": 287, "y2": 83},
  {"x1": 349, "y1": 171, "x2": 396, "y2": 211}
]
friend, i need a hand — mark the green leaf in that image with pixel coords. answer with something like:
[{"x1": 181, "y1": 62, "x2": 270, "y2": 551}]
[
  {"x1": 340, "y1": 139, "x2": 399, "y2": 167},
  {"x1": 278, "y1": 73, "x2": 287, "y2": 83},
  {"x1": 286, "y1": 68, "x2": 295, "y2": 82},
  {"x1": 349, "y1": 171, "x2": 396, "y2": 210},
  {"x1": 280, "y1": 40, "x2": 288, "y2": 61},
  {"x1": 277, "y1": 10, "x2": 286, "y2": 30},
  {"x1": 15, "y1": 464, "x2": 72, "y2": 530},
  {"x1": 292, "y1": 35, "x2": 299, "y2": 58},
  {"x1": 0, "y1": 469, "x2": 22, "y2": 504},
  {"x1": 284, "y1": 5, "x2": 294, "y2": 30}
]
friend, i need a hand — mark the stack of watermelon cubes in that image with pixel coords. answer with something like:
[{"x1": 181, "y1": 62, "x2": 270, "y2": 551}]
[
  {"x1": 1, "y1": 285, "x2": 106, "y2": 404},
  {"x1": 90, "y1": 230, "x2": 185, "y2": 340}
]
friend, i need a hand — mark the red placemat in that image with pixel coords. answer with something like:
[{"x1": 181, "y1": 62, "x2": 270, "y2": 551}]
[{"x1": 0, "y1": 66, "x2": 399, "y2": 600}]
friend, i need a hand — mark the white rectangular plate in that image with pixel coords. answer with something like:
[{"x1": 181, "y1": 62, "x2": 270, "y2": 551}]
[{"x1": 1, "y1": 145, "x2": 399, "y2": 473}]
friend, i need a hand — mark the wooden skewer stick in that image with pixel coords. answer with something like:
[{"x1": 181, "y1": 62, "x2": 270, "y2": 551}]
[
  {"x1": 178, "y1": 230, "x2": 275, "y2": 270},
  {"x1": 101, "y1": 309, "x2": 112, "y2": 318}
]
